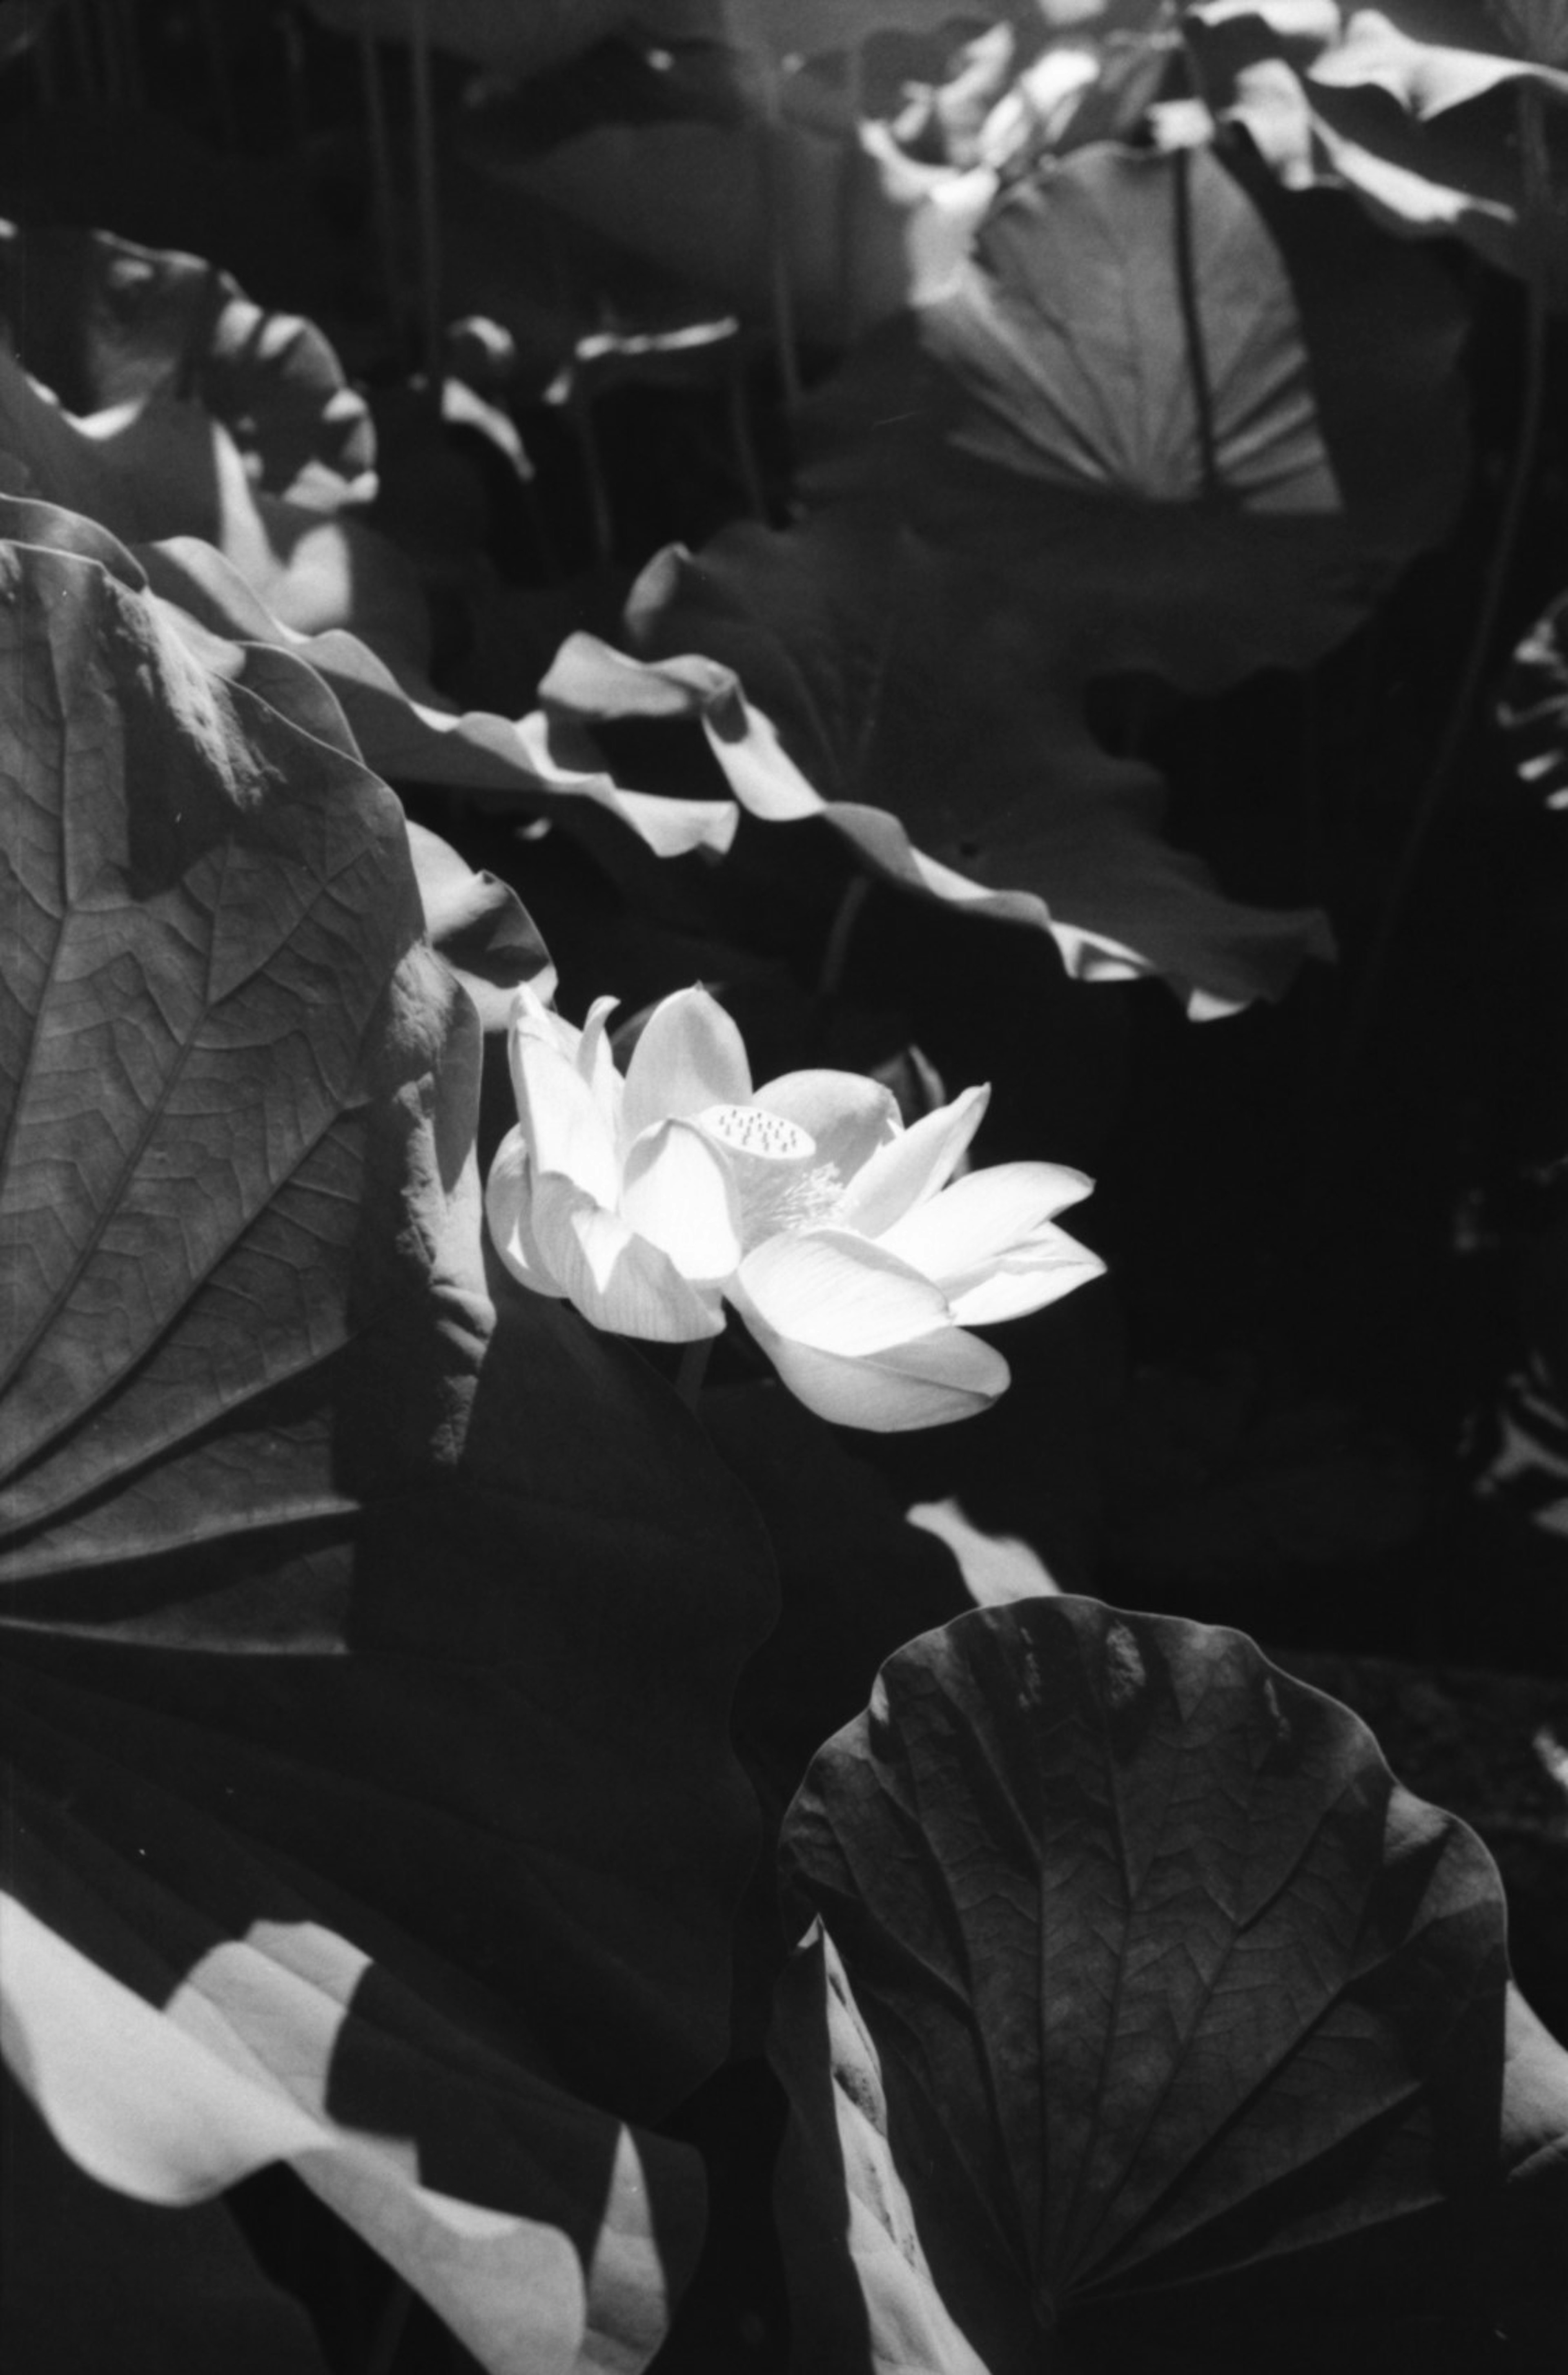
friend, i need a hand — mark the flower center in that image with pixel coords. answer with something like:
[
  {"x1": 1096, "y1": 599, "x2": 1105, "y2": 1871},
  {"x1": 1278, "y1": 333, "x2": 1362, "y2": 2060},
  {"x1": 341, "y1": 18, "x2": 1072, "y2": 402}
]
[
  {"x1": 699, "y1": 1104, "x2": 815, "y2": 1162},
  {"x1": 697, "y1": 1104, "x2": 848, "y2": 1248}
]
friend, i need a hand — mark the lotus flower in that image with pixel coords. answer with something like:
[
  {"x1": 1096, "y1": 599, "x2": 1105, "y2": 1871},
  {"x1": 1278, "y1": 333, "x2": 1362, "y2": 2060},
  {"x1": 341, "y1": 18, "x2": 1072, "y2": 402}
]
[
  {"x1": 485, "y1": 981, "x2": 746, "y2": 1341},
  {"x1": 486, "y1": 983, "x2": 1105, "y2": 1429}
]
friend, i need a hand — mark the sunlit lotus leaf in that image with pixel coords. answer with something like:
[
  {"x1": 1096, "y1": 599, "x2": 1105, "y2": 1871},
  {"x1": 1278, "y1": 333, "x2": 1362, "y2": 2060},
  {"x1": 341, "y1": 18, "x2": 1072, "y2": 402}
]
[
  {"x1": 0, "y1": 341, "x2": 428, "y2": 673},
  {"x1": 4, "y1": 2044, "x2": 333, "y2": 2375},
  {"x1": 0, "y1": 490, "x2": 552, "y2": 1028},
  {"x1": 0, "y1": 219, "x2": 375, "y2": 509},
  {"x1": 132, "y1": 529, "x2": 742, "y2": 860},
  {"x1": 771, "y1": 1920, "x2": 990, "y2": 2375},
  {"x1": 533, "y1": 582, "x2": 1284, "y2": 1012},
  {"x1": 772, "y1": 1597, "x2": 1547, "y2": 2373},
  {"x1": 0, "y1": 493, "x2": 775, "y2": 2366}
]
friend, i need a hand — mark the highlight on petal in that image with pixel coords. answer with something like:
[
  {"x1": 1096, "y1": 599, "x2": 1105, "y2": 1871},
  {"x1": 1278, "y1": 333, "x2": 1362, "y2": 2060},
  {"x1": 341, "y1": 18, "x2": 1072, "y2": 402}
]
[
  {"x1": 733, "y1": 1294, "x2": 1010, "y2": 1432},
  {"x1": 733, "y1": 1228, "x2": 953, "y2": 1358},
  {"x1": 944, "y1": 1232, "x2": 1105, "y2": 1326},
  {"x1": 508, "y1": 977, "x2": 581, "y2": 1072},
  {"x1": 533, "y1": 1174, "x2": 725, "y2": 1341},
  {"x1": 877, "y1": 1160, "x2": 1098, "y2": 1295},
  {"x1": 752, "y1": 1070, "x2": 903, "y2": 1186},
  {"x1": 621, "y1": 986, "x2": 752, "y2": 1142},
  {"x1": 511, "y1": 1031, "x2": 621, "y2": 1209},
  {"x1": 832, "y1": 1085, "x2": 991, "y2": 1239},
  {"x1": 575, "y1": 994, "x2": 624, "y2": 1142},
  {"x1": 943, "y1": 1227, "x2": 1105, "y2": 1326},
  {"x1": 484, "y1": 1127, "x2": 570, "y2": 1299},
  {"x1": 621, "y1": 1118, "x2": 743, "y2": 1284}
]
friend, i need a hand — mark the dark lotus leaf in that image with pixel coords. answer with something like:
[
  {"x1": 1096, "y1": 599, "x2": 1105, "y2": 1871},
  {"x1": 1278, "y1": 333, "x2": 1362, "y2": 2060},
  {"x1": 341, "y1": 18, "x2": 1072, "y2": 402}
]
[
  {"x1": 0, "y1": 0, "x2": 61, "y2": 66},
  {"x1": 1184, "y1": 2, "x2": 1568, "y2": 292},
  {"x1": 801, "y1": 140, "x2": 1470, "y2": 625},
  {"x1": 630, "y1": 514, "x2": 1335, "y2": 1016},
  {"x1": 304, "y1": 0, "x2": 1010, "y2": 74},
  {"x1": 628, "y1": 145, "x2": 1468, "y2": 1013},
  {"x1": 0, "y1": 494, "x2": 775, "y2": 2363},
  {"x1": 0, "y1": 219, "x2": 375, "y2": 509},
  {"x1": 773, "y1": 1597, "x2": 1531, "y2": 2374},
  {"x1": 4, "y1": 2064, "x2": 333, "y2": 2375}
]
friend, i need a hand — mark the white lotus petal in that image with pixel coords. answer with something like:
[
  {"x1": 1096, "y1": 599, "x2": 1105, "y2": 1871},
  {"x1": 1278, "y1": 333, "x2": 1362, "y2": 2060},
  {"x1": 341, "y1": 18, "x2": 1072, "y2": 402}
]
[
  {"x1": 512, "y1": 1032, "x2": 621, "y2": 1209},
  {"x1": 878, "y1": 1161, "x2": 1097, "y2": 1289},
  {"x1": 621, "y1": 1118, "x2": 743, "y2": 1282},
  {"x1": 533, "y1": 1174, "x2": 724, "y2": 1342},
  {"x1": 833, "y1": 1086, "x2": 991, "y2": 1238},
  {"x1": 621, "y1": 986, "x2": 752, "y2": 1140},
  {"x1": 576, "y1": 994, "x2": 624, "y2": 1142},
  {"x1": 733, "y1": 1298, "x2": 1009, "y2": 1432},
  {"x1": 753, "y1": 1070, "x2": 902, "y2": 1186},
  {"x1": 508, "y1": 977, "x2": 581, "y2": 1072},
  {"x1": 483, "y1": 1128, "x2": 570, "y2": 1298},
  {"x1": 733, "y1": 1228, "x2": 952, "y2": 1357},
  {"x1": 945, "y1": 1229, "x2": 1106, "y2": 1327}
]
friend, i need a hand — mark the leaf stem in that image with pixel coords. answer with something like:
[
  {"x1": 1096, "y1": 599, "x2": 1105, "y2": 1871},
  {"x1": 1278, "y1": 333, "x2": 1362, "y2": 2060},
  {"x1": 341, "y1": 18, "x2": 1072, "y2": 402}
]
[
  {"x1": 195, "y1": 0, "x2": 238, "y2": 151},
  {"x1": 407, "y1": 0, "x2": 444, "y2": 404},
  {"x1": 62, "y1": 0, "x2": 100, "y2": 107},
  {"x1": 1172, "y1": 146, "x2": 1220, "y2": 504},
  {"x1": 819, "y1": 875, "x2": 872, "y2": 1002},
  {"x1": 733, "y1": 0, "x2": 803, "y2": 416},
  {"x1": 1332, "y1": 84, "x2": 1550, "y2": 1091},
  {"x1": 357, "y1": 6, "x2": 404, "y2": 357}
]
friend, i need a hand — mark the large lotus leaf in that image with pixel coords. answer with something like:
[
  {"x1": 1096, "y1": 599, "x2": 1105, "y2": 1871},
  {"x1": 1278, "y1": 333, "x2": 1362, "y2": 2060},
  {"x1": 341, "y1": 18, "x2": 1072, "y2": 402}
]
[
  {"x1": 0, "y1": 219, "x2": 375, "y2": 511},
  {"x1": 134, "y1": 529, "x2": 743, "y2": 863},
  {"x1": 0, "y1": 494, "x2": 553, "y2": 1036},
  {"x1": 627, "y1": 515, "x2": 1335, "y2": 1015},
  {"x1": 0, "y1": 340, "x2": 429, "y2": 675},
  {"x1": 3, "y1": 2055, "x2": 334, "y2": 2375},
  {"x1": 617, "y1": 142, "x2": 1469, "y2": 1010},
  {"x1": 771, "y1": 1597, "x2": 1554, "y2": 2374},
  {"x1": 803, "y1": 139, "x2": 1470, "y2": 607},
  {"x1": 1184, "y1": 2, "x2": 1568, "y2": 289},
  {"x1": 0, "y1": 497, "x2": 775, "y2": 2365}
]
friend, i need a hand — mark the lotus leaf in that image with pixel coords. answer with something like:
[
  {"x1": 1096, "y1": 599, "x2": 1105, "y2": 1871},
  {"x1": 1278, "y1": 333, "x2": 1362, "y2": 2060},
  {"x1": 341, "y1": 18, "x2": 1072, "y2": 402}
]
[
  {"x1": 0, "y1": 219, "x2": 375, "y2": 510},
  {"x1": 0, "y1": 493, "x2": 775, "y2": 2369},
  {"x1": 773, "y1": 1597, "x2": 1551, "y2": 2373},
  {"x1": 1184, "y1": 0, "x2": 1568, "y2": 289}
]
